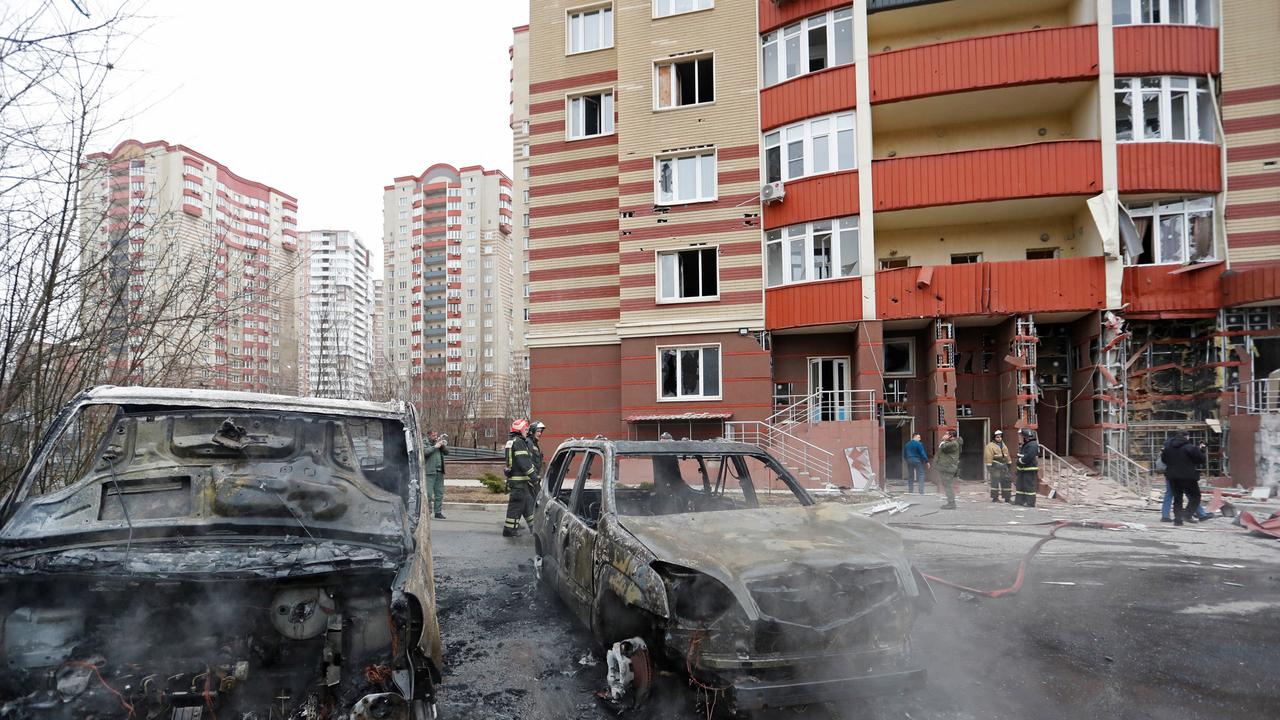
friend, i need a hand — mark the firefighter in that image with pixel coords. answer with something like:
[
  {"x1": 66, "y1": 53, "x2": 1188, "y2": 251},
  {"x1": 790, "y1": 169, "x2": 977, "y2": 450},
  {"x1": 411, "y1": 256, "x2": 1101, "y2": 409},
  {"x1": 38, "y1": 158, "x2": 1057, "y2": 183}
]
[
  {"x1": 984, "y1": 429, "x2": 1013, "y2": 503},
  {"x1": 529, "y1": 421, "x2": 547, "y2": 479},
  {"x1": 502, "y1": 418, "x2": 537, "y2": 537},
  {"x1": 1015, "y1": 428, "x2": 1041, "y2": 507}
]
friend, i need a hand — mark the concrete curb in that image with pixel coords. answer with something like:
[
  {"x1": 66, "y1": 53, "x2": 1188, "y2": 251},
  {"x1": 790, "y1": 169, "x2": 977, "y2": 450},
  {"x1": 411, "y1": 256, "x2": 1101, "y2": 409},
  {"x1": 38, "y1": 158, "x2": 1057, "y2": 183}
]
[{"x1": 441, "y1": 501, "x2": 507, "y2": 512}]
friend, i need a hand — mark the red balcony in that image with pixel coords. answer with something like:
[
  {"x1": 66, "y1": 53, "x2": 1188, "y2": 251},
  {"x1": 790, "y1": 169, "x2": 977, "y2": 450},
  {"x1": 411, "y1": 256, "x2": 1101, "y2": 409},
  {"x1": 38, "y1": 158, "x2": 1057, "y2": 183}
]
[
  {"x1": 1122, "y1": 263, "x2": 1225, "y2": 318},
  {"x1": 766, "y1": 277, "x2": 863, "y2": 330},
  {"x1": 763, "y1": 65, "x2": 857, "y2": 131},
  {"x1": 869, "y1": 25, "x2": 1099, "y2": 105},
  {"x1": 1113, "y1": 25, "x2": 1219, "y2": 77},
  {"x1": 182, "y1": 203, "x2": 202, "y2": 217},
  {"x1": 763, "y1": 171, "x2": 859, "y2": 230},
  {"x1": 873, "y1": 141, "x2": 1101, "y2": 212},
  {"x1": 1117, "y1": 142, "x2": 1221, "y2": 195},
  {"x1": 1223, "y1": 264, "x2": 1280, "y2": 307}
]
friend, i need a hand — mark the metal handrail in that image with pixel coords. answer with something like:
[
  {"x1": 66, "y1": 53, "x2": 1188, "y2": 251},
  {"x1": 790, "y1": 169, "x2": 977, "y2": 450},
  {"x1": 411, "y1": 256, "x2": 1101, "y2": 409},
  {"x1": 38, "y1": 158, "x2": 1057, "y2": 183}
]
[
  {"x1": 768, "y1": 389, "x2": 877, "y2": 425},
  {"x1": 1103, "y1": 449, "x2": 1153, "y2": 497},
  {"x1": 724, "y1": 420, "x2": 834, "y2": 484},
  {"x1": 1038, "y1": 444, "x2": 1080, "y2": 505},
  {"x1": 1230, "y1": 378, "x2": 1280, "y2": 415}
]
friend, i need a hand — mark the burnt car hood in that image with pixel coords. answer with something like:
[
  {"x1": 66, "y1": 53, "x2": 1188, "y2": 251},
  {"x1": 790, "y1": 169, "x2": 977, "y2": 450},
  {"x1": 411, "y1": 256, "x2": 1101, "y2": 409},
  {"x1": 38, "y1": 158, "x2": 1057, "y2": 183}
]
[{"x1": 619, "y1": 502, "x2": 921, "y2": 618}]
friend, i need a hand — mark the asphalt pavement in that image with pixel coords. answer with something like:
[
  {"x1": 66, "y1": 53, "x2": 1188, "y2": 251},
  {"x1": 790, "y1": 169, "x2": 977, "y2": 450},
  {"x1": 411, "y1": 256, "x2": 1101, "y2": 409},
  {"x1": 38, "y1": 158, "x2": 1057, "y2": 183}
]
[{"x1": 428, "y1": 486, "x2": 1280, "y2": 719}]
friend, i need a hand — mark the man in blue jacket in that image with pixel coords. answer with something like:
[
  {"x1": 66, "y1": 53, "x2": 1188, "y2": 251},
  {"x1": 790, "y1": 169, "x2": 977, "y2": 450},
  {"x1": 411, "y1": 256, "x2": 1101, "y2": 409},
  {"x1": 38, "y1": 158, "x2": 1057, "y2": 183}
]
[{"x1": 903, "y1": 432, "x2": 929, "y2": 494}]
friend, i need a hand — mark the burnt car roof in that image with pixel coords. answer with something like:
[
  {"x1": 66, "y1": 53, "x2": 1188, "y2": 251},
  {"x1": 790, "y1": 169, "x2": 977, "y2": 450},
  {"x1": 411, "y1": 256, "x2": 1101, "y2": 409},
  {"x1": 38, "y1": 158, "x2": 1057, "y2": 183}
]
[
  {"x1": 79, "y1": 385, "x2": 410, "y2": 420},
  {"x1": 556, "y1": 438, "x2": 765, "y2": 455}
]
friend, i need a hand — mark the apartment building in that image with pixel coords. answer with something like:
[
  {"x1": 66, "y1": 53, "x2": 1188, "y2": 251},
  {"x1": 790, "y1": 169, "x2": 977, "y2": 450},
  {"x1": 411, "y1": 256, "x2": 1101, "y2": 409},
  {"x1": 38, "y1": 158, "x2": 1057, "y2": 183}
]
[
  {"x1": 81, "y1": 139, "x2": 304, "y2": 394},
  {"x1": 382, "y1": 164, "x2": 519, "y2": 440},
  {"x1": 300, "y1": 230, "x2": 375, "y2": 399},
  {"x1": 371, "y1": 279, "x2": 389, "y2": 394},
  {"x1": 512, "y1": 26, "x2": 533, "y2": 378},
  {"x1": 522, "y1": 0, "x2": 1280, "y2": 488}
]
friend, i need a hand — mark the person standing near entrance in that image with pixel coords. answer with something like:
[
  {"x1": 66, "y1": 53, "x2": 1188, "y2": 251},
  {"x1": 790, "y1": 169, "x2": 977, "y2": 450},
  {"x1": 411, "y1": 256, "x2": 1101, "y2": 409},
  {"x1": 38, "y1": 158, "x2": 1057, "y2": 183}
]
[
  {"x1": 424, "y1": 430, "x2": 448, "y2": 520},
  {"x1": 984, "y1": 429, "x2": 1013, "y2": 503},
  {"x1": 903, "y1": 433, "x2": 929, "y2": 494},
  {"x1": 1015, "y1": 428, "x2": 1041, "y2": 507},
  {"x1": 935, "y1": 429, "x2": 962, "y2": 510},
  {"x1": 1161, "y1": 432, "x2": 1206, "y2": 526}
]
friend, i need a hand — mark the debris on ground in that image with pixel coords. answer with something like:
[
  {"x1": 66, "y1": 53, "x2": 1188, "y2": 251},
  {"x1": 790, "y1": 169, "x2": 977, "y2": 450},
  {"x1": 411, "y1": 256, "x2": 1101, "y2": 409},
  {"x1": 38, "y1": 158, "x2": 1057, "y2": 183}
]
[
  {"x1": 1236, "y1": 509, "x2": 1280, "y2": 539},
  {"x1": 865, "y1": 500, "x2": 913, "y2": 516}
]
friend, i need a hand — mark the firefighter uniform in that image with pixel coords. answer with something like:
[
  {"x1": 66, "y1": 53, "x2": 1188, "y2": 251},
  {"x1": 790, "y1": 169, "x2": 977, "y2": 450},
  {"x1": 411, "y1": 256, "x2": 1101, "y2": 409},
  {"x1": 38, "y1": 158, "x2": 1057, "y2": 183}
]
[
  {"x1": 1015, "y1": 430, "x2": 1040, "y2": 507},
  {"x1": 529, "y1": 421, "x2": 546, "y2": 479},
  {"x1": 984, "y1": 433, "x2": 1013, "y2": 502},
  {"x1": 503, "y1": 423, "x2": 538, "y2": 537}
]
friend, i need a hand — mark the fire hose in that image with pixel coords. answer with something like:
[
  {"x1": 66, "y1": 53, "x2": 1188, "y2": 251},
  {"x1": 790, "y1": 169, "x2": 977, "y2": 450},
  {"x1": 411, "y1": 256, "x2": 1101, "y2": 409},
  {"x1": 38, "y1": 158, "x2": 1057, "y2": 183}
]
[{"x1": 916, "y1": 520, "x2": 1140, "y2": 599}]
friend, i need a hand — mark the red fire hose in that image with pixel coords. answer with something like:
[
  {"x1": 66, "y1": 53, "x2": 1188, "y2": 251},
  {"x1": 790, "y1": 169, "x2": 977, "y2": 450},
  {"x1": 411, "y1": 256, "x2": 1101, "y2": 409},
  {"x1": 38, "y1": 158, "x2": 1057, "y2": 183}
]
[{"x1": 918, "y1": 520, "x2": 1137, "y2": 599}]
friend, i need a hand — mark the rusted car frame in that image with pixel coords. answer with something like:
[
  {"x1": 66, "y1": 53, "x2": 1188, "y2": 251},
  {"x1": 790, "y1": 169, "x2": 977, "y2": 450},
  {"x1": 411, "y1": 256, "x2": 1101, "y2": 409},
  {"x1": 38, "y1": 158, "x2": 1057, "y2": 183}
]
[
  {"x1": 532, "y1": 438, "x2": 930, "y2": 713},
  {"x1": 0, "y1": 387, "x2": 442, "y2": 720}
]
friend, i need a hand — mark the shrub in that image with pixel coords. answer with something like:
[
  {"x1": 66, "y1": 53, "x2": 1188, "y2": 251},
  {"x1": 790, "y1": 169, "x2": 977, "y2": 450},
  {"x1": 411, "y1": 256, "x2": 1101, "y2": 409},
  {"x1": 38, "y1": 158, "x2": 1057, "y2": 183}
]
[{"x1": 478, "y1": 472, "x2": 508, "y2": 494}]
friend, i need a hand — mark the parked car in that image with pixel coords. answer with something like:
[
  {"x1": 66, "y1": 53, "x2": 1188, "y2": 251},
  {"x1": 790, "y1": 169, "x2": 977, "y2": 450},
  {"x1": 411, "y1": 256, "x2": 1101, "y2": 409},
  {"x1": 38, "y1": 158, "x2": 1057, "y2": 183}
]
[
  {"x1": 0, "y1": 387, "x2": 442, "y2": 719},
  {"x1": 532, "y1": 438, "x2": 932, "y2": 713}
]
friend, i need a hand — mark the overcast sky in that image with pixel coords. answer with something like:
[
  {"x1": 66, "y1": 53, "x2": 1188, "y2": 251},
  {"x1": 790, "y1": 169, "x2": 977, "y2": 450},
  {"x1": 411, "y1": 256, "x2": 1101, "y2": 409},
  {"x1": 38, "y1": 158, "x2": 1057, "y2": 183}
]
[{"x1": 97, "y1": 0, "x2": 529, "y2": 261}]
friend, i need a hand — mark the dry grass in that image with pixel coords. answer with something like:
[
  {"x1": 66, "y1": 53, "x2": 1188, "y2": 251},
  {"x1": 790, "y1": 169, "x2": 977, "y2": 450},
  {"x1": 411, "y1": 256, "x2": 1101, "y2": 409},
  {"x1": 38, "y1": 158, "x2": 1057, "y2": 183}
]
[{"x1": 442, "y1": 487, "x2": 510, "y2": 505}]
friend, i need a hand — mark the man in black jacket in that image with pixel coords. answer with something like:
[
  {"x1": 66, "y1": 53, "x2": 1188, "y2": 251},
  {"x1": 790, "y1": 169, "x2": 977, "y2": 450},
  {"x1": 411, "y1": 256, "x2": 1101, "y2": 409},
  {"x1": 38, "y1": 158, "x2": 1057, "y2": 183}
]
[{"x1": 1161, "y1": 432, "x2": 1206, "y2": 526}]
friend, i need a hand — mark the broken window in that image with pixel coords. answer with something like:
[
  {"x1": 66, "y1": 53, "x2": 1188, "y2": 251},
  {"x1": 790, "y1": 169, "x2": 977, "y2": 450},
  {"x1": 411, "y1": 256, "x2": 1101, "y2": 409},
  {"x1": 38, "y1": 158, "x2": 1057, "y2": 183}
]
[
  {"x1": 658, "y1": 247, "x2": 718, "y2": 302},
  {"x1": 655, "y1": 150, "x2": 716, "y2": 203},
  {"x1": 763, "y1": 112, "x2": 855, "y2": 183},
  {"x1": 568, "y1": 90, "x2": 614, "y2": 140},
  {"x1": 655, "y1": 55, "x2": 714, "y2": 109},
  {"x1": 614, "y1": 452, "x2": 804, "y2": 516},
  {"x1": 1125, "y1": 196, "x2": 1215, "y2": 265},
  {"x1": 879, "y1": 257, "x2": 910, "y2": 270},
  {"x1": 950, "y1": 253, "x2": 982, "y2": 264},
  {"x1": 567, "y1": 4, "x2": 613, "y2": 54},
  {"x1": 1115, "y1": 76, "x2": 1215, "y2": 143},
  {"x1": 1114, "y1": 0, "x2": 1215, "y2": 26},
  {"x1": 659, "y1": 345, "x2": 720, "y2": 399},
  {"x1": 1026, "y1": 247, "x2": 1060, "y2": 260},
  {"x1": 765, "y1": 216, "x2": 859, "y2": 286},
  {"x1": 761, "y1": 8, "x2": 853, "y2": 87},
  {"x1": 884, "y1": 338, "x2": 915, "y2": 377}
]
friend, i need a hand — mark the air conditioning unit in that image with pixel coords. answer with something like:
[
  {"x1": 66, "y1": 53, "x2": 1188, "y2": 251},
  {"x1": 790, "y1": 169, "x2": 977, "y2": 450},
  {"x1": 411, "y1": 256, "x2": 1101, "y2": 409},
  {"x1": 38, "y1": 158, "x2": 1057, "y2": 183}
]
[{"x1": 760, "y1": 181, "x2": 785, "y2": 204}]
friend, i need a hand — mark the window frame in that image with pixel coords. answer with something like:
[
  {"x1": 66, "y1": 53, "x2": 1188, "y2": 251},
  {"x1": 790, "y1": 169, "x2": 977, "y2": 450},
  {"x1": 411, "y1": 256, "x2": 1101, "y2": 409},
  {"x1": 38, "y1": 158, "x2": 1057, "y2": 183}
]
[
  {"x1": 765, "y1": 215, "x2": 860, "y2": 287},
  {"x1": 883, "y1": 338, "x2": 916, "y2": 378},
  {"x1": 1113, "y1": 0, "x2": 1215, "y2": 26},
  {"x1": 565, "y1": 88, "x2": 616, "y2": 141},
  {"x1": 761, "y1": 7, "x2": 855, "y2": 88},
  {"x1": 652, "y1": 0, "x2": 713, "y2": 19},
  {"x1": 1114, "y1": 76, "x2": 1216, "y2": 144},
  {"x1": 656, "y1": 343, "x2": 722, "y2": 401},
  {"x1": 1124, "y1": 196, "x2": 1216, "y2": 266},
  {"x1": 763, "y1": 112, "x2": 856, "y2": 184},
  {"x1": 655, "y1": 245, "x2": 720, "y2": 304},
  {"x1": 566, "y1": 3, "x2": 615, "y2": 56},
  {"x1": 654, "y1": 149, "x2": 718, "y2": 205},
  {"x1": 653, "y1": 53, "x2": 715, "y2": 110}
]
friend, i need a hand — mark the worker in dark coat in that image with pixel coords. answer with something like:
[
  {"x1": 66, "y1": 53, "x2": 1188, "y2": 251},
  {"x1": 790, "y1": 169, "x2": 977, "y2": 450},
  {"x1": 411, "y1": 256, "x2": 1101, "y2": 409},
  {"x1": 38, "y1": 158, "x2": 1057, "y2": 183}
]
[
  {"x1": 1161, "y1": 432, "x2": 1206, "y2": 526},
  {"x1": 529, "y1": 421, "x2": 547, "y2": 479},
  {"x1": 934, "y1": 429, "x2": 962, "y2": 510},
  {"x1": 1015, "y1": 428, "x2": 1040, "y2": 507},
  {"x1": 502, "y1": 418, "x2": 537, "y2": 537}
]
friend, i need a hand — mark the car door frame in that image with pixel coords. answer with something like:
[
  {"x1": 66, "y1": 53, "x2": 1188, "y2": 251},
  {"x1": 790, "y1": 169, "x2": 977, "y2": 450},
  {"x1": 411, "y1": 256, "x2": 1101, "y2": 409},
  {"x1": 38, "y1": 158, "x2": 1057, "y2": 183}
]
[
  {"x1": 536, "y1": 448, "x2": 579, "y2": 591},
  {"x1": 559, "y1": 448, "x2": 605, "y2": 626}
]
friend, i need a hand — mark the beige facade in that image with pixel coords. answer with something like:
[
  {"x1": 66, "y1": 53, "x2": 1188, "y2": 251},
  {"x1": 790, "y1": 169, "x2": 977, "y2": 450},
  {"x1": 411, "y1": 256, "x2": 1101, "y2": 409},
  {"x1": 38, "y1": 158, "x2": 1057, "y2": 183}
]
[
  {"x1": 80, "y1": 140, "x2": 304, "y2": 394},
  {"x1": 511, "y1": 26, "x2": 532, "y2": 374}
]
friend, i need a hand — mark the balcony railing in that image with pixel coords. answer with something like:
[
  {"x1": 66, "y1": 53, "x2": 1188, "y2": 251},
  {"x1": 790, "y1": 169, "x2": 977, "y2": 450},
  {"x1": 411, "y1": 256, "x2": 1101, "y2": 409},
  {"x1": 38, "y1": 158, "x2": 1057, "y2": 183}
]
[
  {"x1": 1231, "y1": 379, "x2": 1280, "y2": 415},
  {"x1": 724, "y1": 420, "x2": 833, "y2": 484},
  {"x1": 769, "y1": 389, "x2": 877, "y2": 426}
]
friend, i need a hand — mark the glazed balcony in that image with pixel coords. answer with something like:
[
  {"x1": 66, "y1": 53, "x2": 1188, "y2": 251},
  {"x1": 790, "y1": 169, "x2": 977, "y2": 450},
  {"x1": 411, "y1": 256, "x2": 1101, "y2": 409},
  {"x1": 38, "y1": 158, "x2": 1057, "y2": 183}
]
[
  {"x1": 764, "y1": 256, "x2": 1106, "y2": 330},
  {"x1": 869, "y1": 24, "x2": 1098, "y2": 105},
  {"x1": 761, "y1": 64, "x2": 856, "y2": 131}
]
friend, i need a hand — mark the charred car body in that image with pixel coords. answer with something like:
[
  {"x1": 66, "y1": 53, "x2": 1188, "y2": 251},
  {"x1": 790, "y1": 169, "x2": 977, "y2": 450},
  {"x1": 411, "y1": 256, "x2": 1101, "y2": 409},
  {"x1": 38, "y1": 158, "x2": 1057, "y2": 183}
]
[
  {"x1": 532, "y1": 439, "x2": 931, "y2": 712},
  {"x1": 0, "y1": 387, "x2": 442, "y2": 719}
]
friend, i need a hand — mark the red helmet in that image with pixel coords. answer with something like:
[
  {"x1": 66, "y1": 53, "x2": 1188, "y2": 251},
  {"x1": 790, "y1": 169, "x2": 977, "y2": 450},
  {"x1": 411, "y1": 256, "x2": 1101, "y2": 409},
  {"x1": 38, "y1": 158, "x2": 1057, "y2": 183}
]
[{"x1": 510, "y1": 418, "x2": 530, "y2": 434}]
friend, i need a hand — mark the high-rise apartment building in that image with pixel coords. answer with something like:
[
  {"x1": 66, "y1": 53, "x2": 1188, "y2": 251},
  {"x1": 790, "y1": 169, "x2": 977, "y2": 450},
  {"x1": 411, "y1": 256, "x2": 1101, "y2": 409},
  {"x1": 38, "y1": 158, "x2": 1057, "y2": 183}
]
[
  {"x1": 521, "y1": 1, "x2": 1280, "y2": 488},
  {"x1": 300, "y1": 230, "x2": 375, "y2": 399},
  {"x1": 382, "y1": 164, "x2": 519, "y2": 440},
  {"x1": 371, "y1": 279, "x2": 389, "y2": 394},
  {"x1": 81, "y1": 139, "x2": 304, "y2": 394},
  {"x1": 511, "y1": 25, "x2": 532, "y2": 378}
]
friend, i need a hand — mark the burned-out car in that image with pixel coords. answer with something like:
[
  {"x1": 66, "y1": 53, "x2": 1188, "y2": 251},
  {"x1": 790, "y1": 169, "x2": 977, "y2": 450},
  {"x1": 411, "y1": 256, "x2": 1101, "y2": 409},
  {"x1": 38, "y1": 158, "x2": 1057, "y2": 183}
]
[
  {"x1": 532, "y1": 439, "x2": 931, "y2": 712},
  {"x1": 0, "y1": 387, "x2": 442, "y2": 719}
]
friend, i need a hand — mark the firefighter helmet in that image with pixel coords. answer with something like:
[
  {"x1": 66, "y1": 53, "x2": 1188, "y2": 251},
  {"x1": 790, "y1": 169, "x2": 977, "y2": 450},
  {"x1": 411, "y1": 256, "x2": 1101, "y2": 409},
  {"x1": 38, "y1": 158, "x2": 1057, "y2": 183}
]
[{"x1": 510, "y1": 418, "x2": 530, "y2": 434}]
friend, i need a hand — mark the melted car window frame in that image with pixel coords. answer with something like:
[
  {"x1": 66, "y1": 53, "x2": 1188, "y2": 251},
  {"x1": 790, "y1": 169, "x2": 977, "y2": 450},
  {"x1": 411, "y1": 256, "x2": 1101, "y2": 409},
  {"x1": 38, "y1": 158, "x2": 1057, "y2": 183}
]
[{"x1": 609, "y1": 450, "x2": 811, "y2": 517}]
